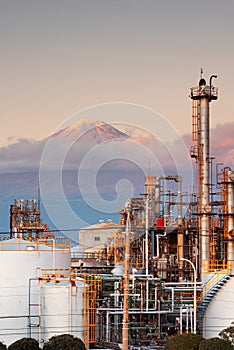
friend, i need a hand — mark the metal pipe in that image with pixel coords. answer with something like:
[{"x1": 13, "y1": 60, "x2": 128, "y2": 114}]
[
  {"x1": 160, "y1": 176, "x2": 184, "y2": 271},
  {"x1": 145, "y1": 196, "x2": 149, "y2": 276},
  {"x1": 180, "y1": 258, "x2": 197, "y2": 334},
  {"x1": 209, "y1": 75, "x2": 217, "y2": 97},
  {"x1": 165, "y1": 287, "x2": 175, "y2": 312},
  {"x1": 145, "y1": 196, "x2": 149, "y2": 312},
  {"x1": 98, "y1": 308, "x2": 175, "y2": 315},
  {"x1": 190, "y1": 306, "x2": 193, "y2": 333},
  {"x1": 154, "y1": 286, "x2": 157, "y2": 310},
  {"x1": 164, "y1": 281, "x2": 202, "y2": 287},
  {"x1": 140, "y1": 282, "x2": 144, "y2": 310},
  {"x1": 180, "y1": 307, "x2": 183, "y2": 334},
  {"x1": 69, "y1": 282, "x2": 72, "y2": 334},
  {"x1": 227, "y1": 170, "x2": 234, "y2": 265},
  {"x1": 146, "y1": 279, "x2": 149, "y2": 312},
  {"x1": 186, "y1": 307, "x2": 189, "y2": 333},
  {"x1": 122, "y1": 202, "x2": 131, "y2": 350},
  {"x1": 156, "y1": 235, "x2": 159, "y2": 258},
  {"x1": 114, "y1": 281, "x2": 120, "y2": 307},
  {"x1": 155, "y1": 177, "x2": 161, "y2": 218},
  {"x1": 106, "y1": 311, "x2": 109, "y2": 342},
  {"x1": 38, "y1": 278, "x2": 42, "y2": 346},
  {"x1": 177, "y1": 176, "x2": 182, "y2": 226}
]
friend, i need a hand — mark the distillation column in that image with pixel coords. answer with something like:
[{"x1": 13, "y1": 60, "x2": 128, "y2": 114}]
[
  {"x1": 227, "y1": 170, "x2": 234, "y2": 270},
  {"x1": 190, "y1": 75, "x2": 218, "y2": 276}
]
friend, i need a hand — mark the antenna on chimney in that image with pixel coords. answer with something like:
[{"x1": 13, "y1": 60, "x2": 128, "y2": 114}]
[{"x1": 200, "y1": 68, "x2": 203, "y2": 79}]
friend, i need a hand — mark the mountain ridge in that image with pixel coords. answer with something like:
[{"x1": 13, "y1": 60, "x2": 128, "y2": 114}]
[{"x1": 49, "y1": 119, "x2": 129, "y2": 143}]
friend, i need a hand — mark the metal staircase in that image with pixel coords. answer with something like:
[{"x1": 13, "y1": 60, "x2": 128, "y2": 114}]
[{"x1": 197, "y1": 273, "x2": 231, "y2": 333}]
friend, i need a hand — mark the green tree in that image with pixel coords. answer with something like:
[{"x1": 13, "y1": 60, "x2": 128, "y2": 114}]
[
  {"x1": 8, "y1": 337, "x2": 39, "y2": 350},
  {"x1": 165, "y1": 333, "x2": 204, "y2": 350},
  {"x1": 0, "y1": 341, "x2": 7, "y2": 350},
  {"x1": 199, "y1": 337, "x2": 233, "y2": 350},
  {"x1": 43, "y1": 334, "x2": 86, "y2": 350},
  {"x1": 219, "y1": 322, "x2": 234, "y2": 346}
]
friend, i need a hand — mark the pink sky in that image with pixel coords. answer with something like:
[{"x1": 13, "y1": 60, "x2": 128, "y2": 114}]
[{"x1": 0, "y1": 1, "x2": 234, "y2": 147}]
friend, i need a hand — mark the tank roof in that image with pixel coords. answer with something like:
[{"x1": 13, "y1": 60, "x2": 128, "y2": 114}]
[{"x1": 0, "y1": 238, "x2": 53, "y2": 251}]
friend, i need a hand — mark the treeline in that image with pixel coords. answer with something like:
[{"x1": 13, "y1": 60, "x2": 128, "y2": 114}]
[
  {"x1": 0, "y1": 334, "x2": 85, "y2": 350},
  {"x1": 165, "y1": 331, "x2": 234, "y2": 350}
]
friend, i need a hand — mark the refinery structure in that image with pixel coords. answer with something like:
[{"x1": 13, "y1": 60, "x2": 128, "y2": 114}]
[{"x1": 0, "y1": 74, "x2": 234, "y2": 349}]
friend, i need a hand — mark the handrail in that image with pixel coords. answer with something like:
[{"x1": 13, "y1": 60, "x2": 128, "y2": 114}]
[
  {"x1": 40, "y1": 268, "x2": 73, "y2": 279},
  {"x1": 203, "y1": 260, "x2": 230, "y2": 273},
  {"x1": 198, "y1": 271, "x2": 230, "y2": 303},
  {"x1": 0, "y1": 237, "x2": 70, "y2": 251}
]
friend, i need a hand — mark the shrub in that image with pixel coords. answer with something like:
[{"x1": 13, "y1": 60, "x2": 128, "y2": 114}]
[
  {"x1": 8, "y1": 337, "x2": 39, "y2": 350},
  {"x1": 199, "y1": 337, "x2": 233, "y2": 350},
  {"x1": 0, "y1": 341, "x2": 6, "y2": 350},
  {"x1": 165, "y1": 332, "x2": 204, "y2": 350},
  {"x1": 43, "y1": 334, "x2": 86, "y2": 350},
  {"x1": 219, "y1": 321, "x2": 234, "y2": 346}
]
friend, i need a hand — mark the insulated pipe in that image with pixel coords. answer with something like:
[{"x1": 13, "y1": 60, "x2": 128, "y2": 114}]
[
  {"x1": 145, "y1": 196, "x2": 149, "y2": 313},
  {"x1": 177, "y1": 176, "x2": 184, "y2": 280},
  {"x1": 155, "y1": 177, "x2": 161, "y2": 218},
  {"x1": 145, "y1": 196, "x2": 149, "y2": 276},
  {"x1": 122, "y1": 202, "x2": 131, "y2": 350},
  {"x1": 177, "y1": 176, "x2": 183, "y2": 226}
]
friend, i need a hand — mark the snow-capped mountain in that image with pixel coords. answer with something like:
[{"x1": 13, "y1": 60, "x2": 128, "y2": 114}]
[{"x1": 50, "y1": 119, "x2": 129, "y2": 143}]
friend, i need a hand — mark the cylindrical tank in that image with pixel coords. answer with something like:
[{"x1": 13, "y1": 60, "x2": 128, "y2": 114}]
[
  {"x1": 40, "y1": 279, "x2": 85, "y2": 346},
  {"x1": 0, "y1": 238, "x2": 71, "y2": 347}
]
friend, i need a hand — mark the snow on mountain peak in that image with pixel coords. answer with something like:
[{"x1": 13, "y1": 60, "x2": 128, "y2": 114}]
[{"x1": 50, "y1": 119, "x2": 129, "y2": 143}]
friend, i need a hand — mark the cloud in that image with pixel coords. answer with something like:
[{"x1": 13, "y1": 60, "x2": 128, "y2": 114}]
[
  {"x1": 182, "y1": 121, "x2": 234, "y2": 168},
  {"x1": 0, "y1": 121, "x2": 232, "y2": 232},
  {"x1": 0, "y1": 121, "x2": 233, "y2": 179},
  {"x1": 211, "y1": 122, "x2": 234, "y2": 166},
  {"x1": 0, "y1": 138, "x2": 45, "y2": 172}
]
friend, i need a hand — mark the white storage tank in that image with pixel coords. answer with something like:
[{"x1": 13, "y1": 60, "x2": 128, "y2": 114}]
[
  {"x1": 203, "y1": 276, "x2": 234, "y2": 339},
  {"x1": 40, "y1": 278, "x2": 85, "y2": 346},
  {"x1": 0, "y1": 237, "x2": 72, "y2": 347}
]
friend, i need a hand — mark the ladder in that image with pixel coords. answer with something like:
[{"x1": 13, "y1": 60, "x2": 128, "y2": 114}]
[{"x1": 192, "y1": 100, "x2": 199, "y2": 142}]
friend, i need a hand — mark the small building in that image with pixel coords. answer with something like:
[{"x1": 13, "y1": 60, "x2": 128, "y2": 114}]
[{"x1": 78, "y1": 219, "x2": 121, "y2": 253}]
